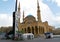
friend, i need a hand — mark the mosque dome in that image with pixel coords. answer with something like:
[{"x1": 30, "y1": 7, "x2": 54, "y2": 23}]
[
  {"x1": 25, "y1": 15, "x2": 35, "y2": 18},
  {"x1": 24, "y1": 15, "x2": 36, "y2": 23}
]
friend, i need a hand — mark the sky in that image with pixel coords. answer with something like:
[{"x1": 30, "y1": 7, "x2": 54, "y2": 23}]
[{"x1": 0, "y1": 0, "x2": 60, "y2": 28}]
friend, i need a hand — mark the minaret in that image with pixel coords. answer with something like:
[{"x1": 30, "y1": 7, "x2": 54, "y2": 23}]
[
  {"x1": 23, "y1": 11, "x2": 24, "y2": 22},
  {"x1": 37, "y1": 0, "x2": 41, "y2": 22},
  {"x1": 18, "y1": 2, "x2": 20, "y2": 13},
  {"x1": 18, "y1": 2, "x2": 20, "y2": 23}
]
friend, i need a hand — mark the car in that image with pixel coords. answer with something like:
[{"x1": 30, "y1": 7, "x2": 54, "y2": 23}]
[
  {"x1": 0, "y1": 33, "x2": 6, "y2": 39},
  {"x1": 22, "y1": 33, "x2": 34, "y2": 40},
  {"x1": 44, "y1": 32, "x2": 53, "y2": 39}
]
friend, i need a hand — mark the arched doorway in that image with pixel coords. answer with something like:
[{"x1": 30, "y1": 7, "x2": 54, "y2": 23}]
[
  {"x1": 41, "y1": 27, "x2": 44, "y2": 34},
  {"x1": 42, "y1": 27, "x2": 44, "y2": 33},
  {"x1": 24, "y1": 28, "x2": 26, "y2": 33},
  {"x1": 27, "y1": 27, "x2": 31, "y2": 33},
  {"x1": 39, "y1": 26, "x2": 40, "y2": 33},
  {"x1": 32, "y1": 27, "x2": 34, "y2": 34},
  {"x1": 22, "y1": 28, "x2": 23, "y2": 31},
  {"x1": 35, "y1": 26, "x2": 38, "y2": 34}
]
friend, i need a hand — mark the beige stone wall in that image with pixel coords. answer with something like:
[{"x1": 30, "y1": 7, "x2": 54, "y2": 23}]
[{"x1": 18, "y1": 19, "x2": 53, "y2": 36}]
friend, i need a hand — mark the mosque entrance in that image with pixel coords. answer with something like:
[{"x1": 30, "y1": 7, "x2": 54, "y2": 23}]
[
  {"x1": 32, "y1": 27, "x2": 34, "y2": 34},
  {"x1": 35, "y1": 26, "x2": 38, "y2": 34},
  {"x1": 27, "y1": 27, "x2": 31, "y2": 33}
]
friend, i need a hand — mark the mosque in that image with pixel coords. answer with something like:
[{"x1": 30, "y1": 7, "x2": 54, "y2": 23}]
[{"x1": 13, "y1": 0, "x2": 54, "y2": 36}]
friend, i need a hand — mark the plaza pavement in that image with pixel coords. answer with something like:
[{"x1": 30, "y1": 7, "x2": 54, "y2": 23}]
[{"x1": 0, "y1": 37, "x2": 60, "y2": 42}]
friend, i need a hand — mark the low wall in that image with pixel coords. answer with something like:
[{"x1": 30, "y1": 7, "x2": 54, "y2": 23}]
[{"x1": 53, "y1": 35, "x2": 60, "y2": 38}]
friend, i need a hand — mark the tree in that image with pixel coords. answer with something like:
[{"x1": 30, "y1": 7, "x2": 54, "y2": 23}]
[{"x1": 16, "y1": 30, "x2": 24, "y2": 34}]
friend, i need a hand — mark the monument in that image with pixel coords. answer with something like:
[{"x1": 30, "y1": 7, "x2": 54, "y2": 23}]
[{"x1": 13, "y1": 0, "x2": 20, "y2": 40}]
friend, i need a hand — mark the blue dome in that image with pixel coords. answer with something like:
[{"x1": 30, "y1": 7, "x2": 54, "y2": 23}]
[
  {"x1": 28, "y1": 15, "x2": 33, "y2": 17},
  {"x1": 25, "y1": 15, "x2": 35, "y2": 19},
  {"x1": 24, "y1": 14, "x2": 36, "y2": 21}
]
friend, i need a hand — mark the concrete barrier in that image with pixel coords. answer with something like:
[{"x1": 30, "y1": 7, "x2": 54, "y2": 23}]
[{"x1": 53, "y1": 35, "x2": 60, "y2": 38}]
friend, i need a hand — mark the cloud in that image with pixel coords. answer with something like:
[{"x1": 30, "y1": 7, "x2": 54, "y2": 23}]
[
  {"x1": 2, "y1": 0, "x2": 8, "y2": 2},
  {"x1": 55, "y1": 0, "x2": 60, "y2": 6},
  {"x1": 18, "y1": 0, "x2": 60, "y2": 28},
  {"x1": 53, "y1": 0, "x2": 60, "y2": 6},
  {"x1": 19, "y1": 0, "x2": 54, "y2": 22},
  {"x1": 0, "y1": 14, "x2": 12, "y2": 27},
  {"x1": 40, "y1": 2, "x2": 60, "y2": 28},
  {"x1": 47, "y1": 0, "x2": 60, "y2": 6},
  {"x1": 0, "y1": 0, "x2": 60, "y2": 28},
  {"x1": 53, "y1": 13, "x2": 60, "y2": 28}
]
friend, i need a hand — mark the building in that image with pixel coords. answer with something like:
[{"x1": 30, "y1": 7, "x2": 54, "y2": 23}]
[{"x1": 14, "y1": 0, "x2": 54, "y2": 36}]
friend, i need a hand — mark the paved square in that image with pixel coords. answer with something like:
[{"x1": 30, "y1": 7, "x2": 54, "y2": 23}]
[{"x1": 0, "y1": 38, "x2": 60, "y2": 42}]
